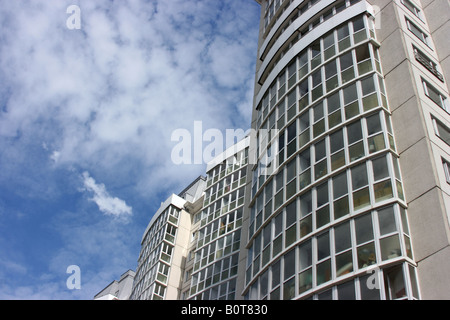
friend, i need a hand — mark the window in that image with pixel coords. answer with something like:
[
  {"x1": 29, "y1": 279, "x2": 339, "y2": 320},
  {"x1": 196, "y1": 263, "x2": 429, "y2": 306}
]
[
  {"x1": 323, "y1": 32, "x2": 336, "y2": 61},
  {"x1": 406, "y1": 18, "x2": 429, "y2": 46},
  {"x1": 299, "y1": 149, "x2": 311, "y2": 190},
  {"x1": 413, "y1": 46, "x2": 444, "y2": 82},
  {"x1": 372, "y1": 156, "x2": 393, "y2": 203},
  {"x1": 361, "y1": 75, "x2": 379, "y2": 111},
  {"x1": 432, "y1": 117, "x2": 450, "y2": 146},
  {"x1": 299, "y1": 79, "x2": 310, "y2": 111},
  {"x1": 401, "y1": 0, "x2": 423, "y2": 20},
  {"x1": 314, "y1": 139, "x2": 328, "y2": 180},
  {"x1": 335, "y1": 222, "x2": 353, "y2": 278},
  {"x1": 327, "y1": 92, "x2": 342, "y2": 129},
  {"x1": 285, "y1": 201, "x2": 297, "y2": 246},
  {"x1": 312, "y1": 69, "x2": 323, "y2": 101},
  {"x1": 355, "y1": 213, "x2": 377, "y2": 269},
  {"x1": 331, "y1": 131, "x2": 345, "y2": 172},
  {"x1": 325, "y1": 60, "x2": 338, "y2": 92},
  {"x1": 316, "y1": 182, "x2": 330, "y2": 228},
  {"x1": 340, "y1": 52, "x2": 355, "y2": 84},
  {"x1": 343, "y1": 83, "x2": 359, "y2": 119},
  {"x1": 352, "y1": 163, "x2": 370, "y2": 211},
  {"x1": 333, "y1": 171, "x2": 349, "y2": 219},
  {"x1": 299, "y1": 111, "x2": 310, "y2": 147},
  {"x1": 347, "y1": 120, "x2": 365, "y2": 162},
  {"x1": 283, "y1": 250, "x2": 296, "y2": 299},
  {"x1": 422, "y1": 78, "x2": 449, "y2": 112},
  {"x1": 316, "y1": 232, "x2": 332, "y2": 285},
  {"x1": 337, "y1": 24, "x2": 351, "y2": 52},
  {"x1": 353, "y1": 16, "x2": 367, "y2": 44},
  {"x1": 356, "y1": 44, "x2": 372, "y2": 76},
  {"x1": 443, "y1": 158, "x2": 450, "y2": 184},
  {"x1": 298, "y1": 240, "x2": 312, "y2": 294},
  {"x1": 313, "y1": 102, "x2": 325, "y2": 137},
  {"x1": 299, "y1": 191, "x2": 313, "y2": 238},
  {"x1": 366, "y1": 113, "x2": 386, "y2": 154}
]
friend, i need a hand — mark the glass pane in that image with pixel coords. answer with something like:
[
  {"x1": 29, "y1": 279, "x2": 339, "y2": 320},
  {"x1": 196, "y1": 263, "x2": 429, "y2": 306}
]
[
  {"x1": 330, "y1": 130, "x2": 344, "y2": 153},
  {"x1": 353, "y1": 187, "x2": 370, "y2": 211},
  {"x1": 328, "y1": 110, "x2": 342, "y2": 128},
  {"x1": 360, "y1": 273, "x2": 380, "y2": 300},
  {"x1": 347, "y1": 121, "x2": 362, "y2": 144},
  {"x1": 315, "y1": 139, "x2": 326, "y2": 160},
  {"x1": 300, "y1": 191, "x2": 312, "y2": 217},
  {"x1": 345, "y1": 101, "x2": 359, "y2": 119},
  {"x1": 273, "y1": 235, "x2": 282, "y2": 257},
  {"x1": 356, "y1": 214, "x2": 374, "y2": 245},
  {"x1": 374, "y1": 180, "x2": 393, "y2": 202},
  {"x1": 367, "y1": 113, "x2": 382, "y2": 135},
  {"x1": 316, "y1": 205, "x2": 330, "y2": 229},
  {"x1": 384, "y1": 265, "x2": 406, "y2": 300},
  {"x1": 368, "y1": 134, "x2": 386, "y2": 153},
  {"x1": 271, "y1": 259, "x2": 281, "y2": 288},
  {"x1": 331, "y1": 150, "x2": 346, "y2": 170},
  {"x1": 317, "y1": 259, "x2": 332, "y2": 285},
  {"x1": 284, "y1": 250, "x2": 296, "y2": 280},
  {"x1": 334, "y1": 196, "x2": 349, "y2": 219},
  {"x1": 336, "y1": 251, "x2": 353, "y2": 277},
  {"x1": 337, "y1": 281, "x2": 356, "y2": 300},
  {"x1": 270, "y1": 287, "x2": 280, "y2": 300},
  {"x1": 340, "y1": 52, "x2": 353, "y2": 71},
  {"x1": 300, "y1": 215, "x2": 312, "y2": 238},
  {"x1": 285, "y1": 224, "x2": 297, "y2": 247},
  {"x1": 299, "y1": 170, "x2": 311, "y2": 190},
  {"x1": 356, "y1": 44, "x2": 371, "y2": 63},
  {"x1": 317, "y1": 232, "x2": 330, "y2": 260},
  {"x1": 352, "y1": 163, "x2": 368, "y2": 190},
  {"x1": 298, "y1": 240, "x2": 312, "y2": 270},
  {"x1": 315, "y1": 160, "x2": 328, "y2": 180},
  {"x1": 361, "y1": 76, "x2": 376, "y2": 96},
  {"x1": 283, "y1": 278, "x2": 295, "y2": 300},
  {"x1": 378, "y1": 206, "x2": 397, "y2": 235},
  {"x1": 357, "y1": 242, "x2": 376, "y2": 269},
  {"x1": 335, "y1": 222, "x2": 351, "y2": 253},
  {"x1": 349, "y1": 141, "x2": 365, "y2": 162},
  {"x1": 333, "y1": 172, "x2": 348, "y2": 199},
  {"x1": 344, "y1": 83, "x2": 358, "y2": 105},
  {"x1": 372, "y1": 156, "x2": 389, "y2": 181},
  {"x1": 327, "y1": 92, "x2": 341, "y2": 113},
  {"x1": 316, "y1": 182, "x2": 329, "y2": 207},
  {"x1": 313, "y1": 119, "x2": 325, "y2": 137},
  {"x1": 325, "y1": 61, "x2": 337, "y2": 79},
  {"x1": 380, "y1": 235, "x2": 401, "y2": 261},
  {"x1": 299, "y1": 269, "x2": 313, "y2": 294}
]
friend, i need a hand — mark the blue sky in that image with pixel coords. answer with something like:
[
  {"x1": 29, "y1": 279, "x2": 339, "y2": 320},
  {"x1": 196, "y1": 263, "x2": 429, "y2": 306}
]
[{"x1": 0, "y1": 0, "x2": 260, "y2": 299}]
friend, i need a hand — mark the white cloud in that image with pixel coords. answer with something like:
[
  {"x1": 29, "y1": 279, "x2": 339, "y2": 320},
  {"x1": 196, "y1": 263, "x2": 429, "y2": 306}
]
[
  {"x1": 81, "y1": 171, "x2": 132, "y2": 218},
  {"x1": 0, "y1": 0, "x2": 260, "y2": 299}
]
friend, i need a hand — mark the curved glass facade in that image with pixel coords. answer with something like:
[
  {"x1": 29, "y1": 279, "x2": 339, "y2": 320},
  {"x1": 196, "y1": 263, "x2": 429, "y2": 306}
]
[
  {"x1": 131, "y1": 204, "x2": 182, "y2": 300},
  {"x1": 245, "y1": 0, "x2": 420, "y2": 300},
  {"x1": 187, "y1": 145, "x2": 249, "y2": 300}
]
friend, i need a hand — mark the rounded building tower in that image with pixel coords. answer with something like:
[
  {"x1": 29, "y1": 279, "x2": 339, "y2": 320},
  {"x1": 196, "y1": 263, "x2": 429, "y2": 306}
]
[{"x1": 244, "y1": 0, "x2": 422, "y2": 300}]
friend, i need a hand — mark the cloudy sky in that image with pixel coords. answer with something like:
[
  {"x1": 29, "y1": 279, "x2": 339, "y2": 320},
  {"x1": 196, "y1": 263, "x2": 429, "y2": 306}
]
[{"x1": 0, "y1": 0, "x2": 260, "y2": 299}]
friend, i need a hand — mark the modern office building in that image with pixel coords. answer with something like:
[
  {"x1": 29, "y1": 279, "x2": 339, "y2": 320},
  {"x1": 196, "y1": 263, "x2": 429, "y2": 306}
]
[{"x1": 244, "y1": 0, "x2": 449, "y2": 300}]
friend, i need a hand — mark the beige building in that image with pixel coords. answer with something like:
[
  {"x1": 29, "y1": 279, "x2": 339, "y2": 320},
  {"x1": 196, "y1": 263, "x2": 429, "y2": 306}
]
[{"x1": 245, "y1": 0, "x2": 449, "y2": 300}]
